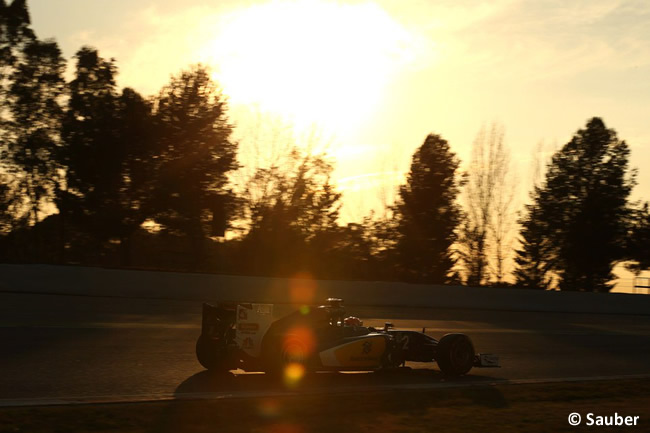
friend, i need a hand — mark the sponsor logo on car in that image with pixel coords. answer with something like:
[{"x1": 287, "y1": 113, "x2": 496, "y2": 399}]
[
  {"x1": 243, "y1": 337, "x2": 254, "y2": 350},
  {"x1": 327, "y1": 336, "x2": 386, "y2": 367},
  {"x1": 238, "y1": 323, "x2": 260, "y2": 332}
]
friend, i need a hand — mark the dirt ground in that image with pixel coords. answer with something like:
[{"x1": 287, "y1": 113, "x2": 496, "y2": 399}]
[{"x1": 1, "y1": 379, "x2": 648, "y2": 433}]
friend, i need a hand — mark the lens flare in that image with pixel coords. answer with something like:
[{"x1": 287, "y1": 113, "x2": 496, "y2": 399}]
[
  {"x1": 283, "y1": 362, "x2": 305, "y2": 387},
  {"x1": 283, "y1": 327, "x2": 316, "y2": 356},
  {"x1": 289, "y1": 272, "x2": 316, "y2": 305},
  {"x1": 258, "y1": 398, "x2": 281, "y2": 418}
]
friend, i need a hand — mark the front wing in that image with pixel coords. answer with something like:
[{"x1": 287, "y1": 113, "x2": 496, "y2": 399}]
[{"x1": 474, "y1": 353, "x2": 500, "y2": 367}]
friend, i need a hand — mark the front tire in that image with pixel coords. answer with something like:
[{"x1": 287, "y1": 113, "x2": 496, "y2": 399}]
[{"x1": 435, "y1": 333, "x2": 475, "y2": 377}]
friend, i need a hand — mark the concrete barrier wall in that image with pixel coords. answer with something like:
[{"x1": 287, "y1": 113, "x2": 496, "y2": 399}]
[{"x1": 1, "y1": 264, "x2": 650, "y2": 315}]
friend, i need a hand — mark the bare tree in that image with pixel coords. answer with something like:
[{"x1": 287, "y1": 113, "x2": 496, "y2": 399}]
[
  {"x1": 459, "y1": 123, "x2": 515, "y2": 285},
  {"x1": 490, "y1": 140, "x2": 517, "y2": 283},
  {"x1": 230, "y1": 108, "x2": 335, "y2": 238}
]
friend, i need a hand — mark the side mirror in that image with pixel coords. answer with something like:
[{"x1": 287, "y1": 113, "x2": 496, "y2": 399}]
[{"x1": 383, "y1": 322, "x2": 394, "y2": 332}]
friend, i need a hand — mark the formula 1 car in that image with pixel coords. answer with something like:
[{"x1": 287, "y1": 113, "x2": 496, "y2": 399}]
[{"x1": 196, "y1": 298, "x2": 499, "y2": 376}]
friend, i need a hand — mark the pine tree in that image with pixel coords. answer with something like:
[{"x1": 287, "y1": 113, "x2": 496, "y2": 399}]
[
  {"x1": 393, "y1": 134, "x2": 463, "y2": 284},
  {"x1": 516, "y1": 118, "x2": 634, "y2": 292},
  {"x1": 513, "y1": 192, "x2": 553, "y2": 289}
]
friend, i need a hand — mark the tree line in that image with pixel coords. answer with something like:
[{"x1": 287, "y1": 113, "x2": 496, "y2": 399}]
[{"x1": 1, "y1": 1, "x2": 649, "y2": 291}]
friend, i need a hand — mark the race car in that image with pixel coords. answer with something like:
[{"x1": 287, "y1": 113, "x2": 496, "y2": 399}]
[{"x1": 196, "y1": 298, "x2": 499, "y2": 377}]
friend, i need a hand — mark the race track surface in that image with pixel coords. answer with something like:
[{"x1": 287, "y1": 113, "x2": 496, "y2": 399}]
[{"x1": 1, "y1": 290, "x2": 650, "y2": 405}]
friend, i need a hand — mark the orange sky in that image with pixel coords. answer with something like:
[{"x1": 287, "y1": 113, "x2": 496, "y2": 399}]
[{"x1": 28, "y1": 0, "x2": 650, "y2": 291}]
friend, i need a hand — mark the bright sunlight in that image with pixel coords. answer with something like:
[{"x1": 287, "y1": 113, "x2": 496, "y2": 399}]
[{"x1": 199, "y1": 0, "x2": 427, "y2": 136}]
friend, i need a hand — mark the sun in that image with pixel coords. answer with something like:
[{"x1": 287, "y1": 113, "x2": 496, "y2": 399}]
[{"x1": 199, "y1": 0, "x2": 420, "y2": 136}]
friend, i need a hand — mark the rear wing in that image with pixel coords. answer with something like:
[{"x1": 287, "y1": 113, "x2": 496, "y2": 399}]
[
  {"x1": 201, "y1": 303, "x2": 236, "y2": 338},
  {"x1": 201, "y1": 302, "x2": 275, "y2": 358},
  {"x1": 234, "y1": 303, "x2": 274, "y2": 358}
]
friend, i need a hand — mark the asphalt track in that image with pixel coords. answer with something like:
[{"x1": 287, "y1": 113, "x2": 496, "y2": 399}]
[{"x1": 1, "y1": 290, "x2": 650, "y2": 407}]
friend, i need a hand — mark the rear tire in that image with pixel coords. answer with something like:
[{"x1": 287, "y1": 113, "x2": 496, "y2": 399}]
[
  {"x1": 436, "y1": 333, "x2": 475, "y2": 377},
  {"x1": 196, "y1": 335, "x2": 229, "y2": 372}
]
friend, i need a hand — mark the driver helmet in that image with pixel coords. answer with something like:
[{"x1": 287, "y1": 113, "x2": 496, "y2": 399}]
[{"x1": 344, "y1": 316, "x2": 363, "y2": 327}]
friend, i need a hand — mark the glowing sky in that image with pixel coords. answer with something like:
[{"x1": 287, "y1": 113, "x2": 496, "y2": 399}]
[{"x1": 27, "y1": 0, "x2": 650, "y2": 290}]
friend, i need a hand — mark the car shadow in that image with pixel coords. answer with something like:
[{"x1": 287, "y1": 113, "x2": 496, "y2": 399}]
[
  {"x1": 174, "y1": 365, "x2": 504, "y2": 398},
  {"x1": 152, "y1": 367, "x2": 508, "y2": 433}
]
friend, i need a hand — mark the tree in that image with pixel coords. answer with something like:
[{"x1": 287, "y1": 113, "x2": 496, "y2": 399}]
[
  {"x1": 520, "y1": 117, "x2": 634, "y2": 292},
  {"x1": 513, "y1": 192, "x2": 554, "y2": 289},
  {"x1": 1, "y1": 0, "x2": 34, "y2": 153},
  {"x1": 458, "y1": 124, "x2": 514, "y2": 286},
  {"x1": 59, "y1": 47, "x2": 159, "y2": 265},
  {"x1": 0, "y1": 173, "x2": 18, "y2": 234},
  {"x1": 360, "y1": 210, "x2": 400, "y2": 281},
  {"x1": 4, "y1": 38, "x2": 65, "y2": 226},
  {"x1": 323, "y1": 221, "x2": 376, "y2": 279},
  {"x1": 490, "y1": 140, "x2": 516, "y2": 284},
  {"x1": 625, "y1": 202, "x2": 650, "y2": 275},
  {"x1": 236, "y1": 148, "x2": 341, "y2": 276},
  {"x1": 1, "y1": 0, "x2": 35, "y2": 227},
  {"x1": 151, "y1": 66, "x2": 238, "y2": 267},
  {"x1": 0, "y1": 0, "x2": 62, "y2": 260},
  {"x1": 0, "y1": 0, "x2": 35, "y2": 90},
  {"x1": 513, "y1": 144, "x2": 554, "y2": 289},
  {"x1": 108, "y1": 87, "x2": 158, "y2": 265},
  {"x1": 59, "y1": 47, "x2": 120, "y2": 256},
  {"x1": 393, "y1": 133, "x2": 463, "y2": 284}
]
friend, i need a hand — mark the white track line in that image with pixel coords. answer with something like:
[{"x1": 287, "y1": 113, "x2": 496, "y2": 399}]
[{"x1": 2, "y1": 373, "x2": 650, "y2": 408}]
